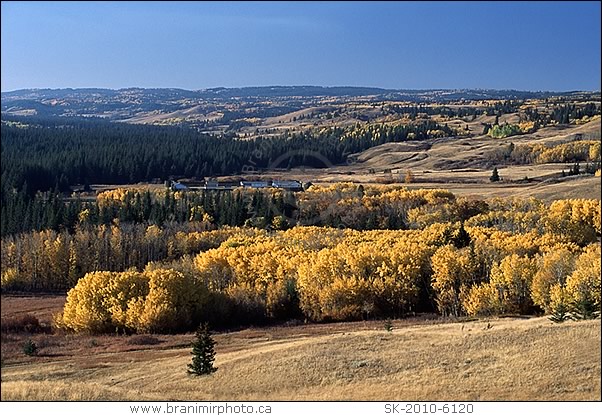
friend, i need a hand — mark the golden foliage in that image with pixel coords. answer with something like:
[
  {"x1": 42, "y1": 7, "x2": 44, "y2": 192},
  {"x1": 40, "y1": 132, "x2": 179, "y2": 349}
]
[
  {"x1": 430, "y1": 245, "x2": 478, "y2": 316},
  {"x1": 489, "y1": 254, "x2": 537, "y2": 314},
  {"x1": 462, "y1": 283, "x2": 500, "y2": 316},
  {"x1": 58, "y1": 269, "x2": 207, "y2": 333},
  {"x1": 3, "y1": 188, "x2": 600, "y2": 329},
  {"x1": 531, "y1": 248, "x2": 576, "y2": 313},
  {"x1": 58, "y1": 270, "x2": 148, "y2": 333},
  {"x1": 564, "y1": 245, "x2": 601, "y2": 313}
]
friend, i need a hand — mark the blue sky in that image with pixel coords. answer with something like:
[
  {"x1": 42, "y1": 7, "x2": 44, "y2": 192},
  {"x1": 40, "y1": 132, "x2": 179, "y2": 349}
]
[{"x1": 1, "y1": 1, "x2": 600, "y2": 92}]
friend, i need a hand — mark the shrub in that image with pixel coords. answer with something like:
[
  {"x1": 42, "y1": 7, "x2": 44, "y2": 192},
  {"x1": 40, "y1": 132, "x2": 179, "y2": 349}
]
[
  {"x1": 126, "y1": 335, "x2": 162, "y2": 346},
  {"x1": 1, "y1": 314, "x2": 50, "y2": 334},
  {"x1": 23, "y1": 339, "x2": 38, "y2": 356}
]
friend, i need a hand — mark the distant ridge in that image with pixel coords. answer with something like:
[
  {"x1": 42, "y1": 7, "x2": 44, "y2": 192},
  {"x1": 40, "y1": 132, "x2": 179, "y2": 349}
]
[
  {"x1": 2, "y1": 86, "x2": 598, "y2": 122},
  {"x1": 2, "y1": 85, "x2": 591, "y2": 100}
]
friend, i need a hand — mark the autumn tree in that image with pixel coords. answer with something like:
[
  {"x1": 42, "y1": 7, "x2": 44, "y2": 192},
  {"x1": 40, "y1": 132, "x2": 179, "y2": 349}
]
[
  {"x1": 489, "y1": 254, "x2": 537, "y2": 314},
  {"x1": 430, "y1": 245, "x2": 478, "y2": 316},
  {"x1": 564, "y1": 245, "x2": 601, "y2": 319},
  {"x1": 531, "y1": 248, "x2": 576, "y2": 313}
]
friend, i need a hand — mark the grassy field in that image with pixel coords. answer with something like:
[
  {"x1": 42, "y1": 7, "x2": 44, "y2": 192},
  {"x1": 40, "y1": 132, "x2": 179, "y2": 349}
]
[
  {"x1": 269, "y1": 119, "x2": 601, "y2": 201},
  {"x1": 1, "y1": 295, "x2": 600, "y2": 401}
]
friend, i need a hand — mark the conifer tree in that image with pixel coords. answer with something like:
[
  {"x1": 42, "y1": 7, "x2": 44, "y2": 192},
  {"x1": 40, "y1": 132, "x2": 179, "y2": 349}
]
[
  {"x1": 549, "y1": 301, "x2": 571, "y2": 323},
  {"x1": 23, "y1": 339, "x2": 38, "y2": 356},
  {"x1": 453, "y1": 222, "x2": 471, "y2": 249},
  {"x1": 571, "y1": 298, "x2": 599, "y2": 320},
  {"x1": 490, "y1": 167, "x2": 500, "y2": 182},
  {"x1": 187, "y1": 323, "x2": 217, "y2": 376}
]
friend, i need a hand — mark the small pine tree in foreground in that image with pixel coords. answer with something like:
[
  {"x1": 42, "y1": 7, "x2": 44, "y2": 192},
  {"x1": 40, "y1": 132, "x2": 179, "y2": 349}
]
[
  {"x1": 384, "y1": 318, "x2": 393, "y2": 332},
  {"x1": 490, "y1": 167, "x2": 500, "y2": 182},
  {"x1": 188, "y1": 322, "x2": 217, "y2": 376},
  {"x1": 23, "y1": 339, "x2": 38, "y2": 356}
]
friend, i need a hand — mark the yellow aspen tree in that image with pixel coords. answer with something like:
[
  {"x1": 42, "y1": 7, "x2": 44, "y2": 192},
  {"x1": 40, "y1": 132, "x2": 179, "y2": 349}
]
[
  {"x1": 564, "y1": 245, "x2": 601, "y2": 317},
  {"x1": 430, "y1": 245, "x2": 477, "y2": 316},
  {"x1": 531, "y1": 248, "x2": 576, "y2": 313},
  {"x1": 489, "y1": 254, "x2": 537, "y2": 314}
]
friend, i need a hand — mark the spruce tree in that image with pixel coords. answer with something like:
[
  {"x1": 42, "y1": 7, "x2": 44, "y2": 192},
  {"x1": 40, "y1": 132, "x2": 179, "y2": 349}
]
[
  {"x1": 384, "y1": 318, "x2": 393, "y2": 332},
  {"x1": 570, "y1": 298, "x2": 599, "y2": 320},
  {"x1": 549, "y1": 301, "x2": 571, "y2": 323},
  {"x1": 453, "y1": 222, "x2": 471, "y2": 249},
  {"x1": 490, "y1": 167, "x2": 500, "y2": 182},
  {"x1": 187, "y1": 323, "x2": 217, "y2": 376},
  {"x1": 23, "y1": 339, "x2": 38, "y2": 356}
]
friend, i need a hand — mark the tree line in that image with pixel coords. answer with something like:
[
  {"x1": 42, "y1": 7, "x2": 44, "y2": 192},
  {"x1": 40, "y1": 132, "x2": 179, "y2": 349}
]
[
  {"x1": 1, "y1": 115, "x2": 457, "y2": 234},
  {"x1": 2, "y1": 185, "x2": 599, "y2": 294},
  {"x1": 52, "y1": 223, "x2": 600, "y2": 333}
]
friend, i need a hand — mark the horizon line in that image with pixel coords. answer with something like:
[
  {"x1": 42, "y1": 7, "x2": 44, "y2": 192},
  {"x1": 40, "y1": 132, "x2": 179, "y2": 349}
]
[{"x1": 2, "y1": 85, "x2": 600, "y2": 94}]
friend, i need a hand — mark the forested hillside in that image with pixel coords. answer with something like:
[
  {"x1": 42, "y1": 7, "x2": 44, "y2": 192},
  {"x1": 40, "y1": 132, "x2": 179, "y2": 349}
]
[{"x1": 0, "y1": 116, "x2": 453, "y2": 235}]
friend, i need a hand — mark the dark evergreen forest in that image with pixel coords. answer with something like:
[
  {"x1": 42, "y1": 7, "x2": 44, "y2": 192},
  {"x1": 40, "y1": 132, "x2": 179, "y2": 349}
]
[{"x1": 1, "y1": 116, "x2": 453, "y2": 236}]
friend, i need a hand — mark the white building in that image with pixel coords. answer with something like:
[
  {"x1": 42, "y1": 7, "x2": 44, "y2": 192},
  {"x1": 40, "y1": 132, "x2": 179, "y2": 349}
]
[
  {"x1": 271, "y1": 180, "x2": 302, "y2": 189},
  {"x1": 240, "y1": 181, "x2": 270, "y2": 188}
]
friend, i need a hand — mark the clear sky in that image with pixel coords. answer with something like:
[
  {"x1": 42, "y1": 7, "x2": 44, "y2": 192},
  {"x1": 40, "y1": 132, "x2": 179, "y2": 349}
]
[{"x1": 1, "y1": 1, "x2": 600, "y2": 92}]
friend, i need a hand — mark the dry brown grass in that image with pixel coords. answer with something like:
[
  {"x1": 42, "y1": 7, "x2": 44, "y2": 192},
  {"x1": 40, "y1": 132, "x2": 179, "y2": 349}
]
[
  {"x1": 1, "y1": 294, "x2": 66, "y2": 323},
  {"x1": 1, "y1": 317, "x2": 599, "y2": 401}
]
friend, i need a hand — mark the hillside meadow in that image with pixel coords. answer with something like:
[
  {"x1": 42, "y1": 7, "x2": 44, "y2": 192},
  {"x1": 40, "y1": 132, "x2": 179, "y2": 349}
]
[{"x1": 1, "y1": 311, "x2": 599, "y2": 401}]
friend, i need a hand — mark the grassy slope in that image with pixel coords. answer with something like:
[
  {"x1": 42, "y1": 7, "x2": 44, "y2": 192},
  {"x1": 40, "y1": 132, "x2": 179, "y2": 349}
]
[
  {"x1": 253, "y1": 119, "x2": 601, "y2": 201},
  {"x1": 1, "y1": 315, "x2": 600, "y2": 401},
  {"x1": 72, "y1": 119, "x2": 601, "y2": 202}
]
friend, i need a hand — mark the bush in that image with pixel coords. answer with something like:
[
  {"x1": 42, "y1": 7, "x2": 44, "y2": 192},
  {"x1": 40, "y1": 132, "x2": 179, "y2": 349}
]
[
  {"x1": 126, "y1": 335, "x2": 162, "y2": 346},
  {"x1": 1, "y1": 314, "x2": 50, "y2": 334},
  {"x1": 23, "y1": 339, "x2": 38, "y2": 356}
]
